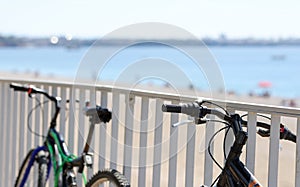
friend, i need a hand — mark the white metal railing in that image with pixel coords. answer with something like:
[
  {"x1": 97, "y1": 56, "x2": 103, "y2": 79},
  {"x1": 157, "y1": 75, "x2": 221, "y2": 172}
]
[{"x1": 1, "y1": 78, "x2": 300, "y2": 187}]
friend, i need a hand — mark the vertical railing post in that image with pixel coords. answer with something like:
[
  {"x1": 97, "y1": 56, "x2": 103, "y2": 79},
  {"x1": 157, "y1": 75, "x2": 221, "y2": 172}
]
[
  {"x1": 295, "y1": 117, "x2": 300, "y2": 187},
  {"x1": 185, "y1": 118, "x2": 196, "y2": 187},
  {"x1": 59, "y1": 86, "x2": 67, "y2": 141},
  {"x1": 42, "y1": 85, "x2": 50, "y2": 147},
  {"x1": 0, "y1": 82, "x2": 4, "y2": 187},
  {"x1": 87, "y1": 88, "x2": 96, "y2": 177},
  {"x1": 168, "y1": 101, "x2": 179, "y2": 187},
  {"x1": 268, "y1": 114, "x2": 280, "y2": 187},
  {"x1": 123, "y1": 93, "x2": 135, "y2": 181},
  {"x1": 5, "y1": 84, "x2": 13, "y2": 186},
  {"x1": 110, "y1": 92, "x2": 120, "y2": 170},
  {"x1": 98, "y1": 91, "x2": 108, "y2": 169},
  {"x1": 11, "y1": 90, "x2": 19, "y2": 183},
  {"x1": 152, "y1": 99, "x2": 163, "y2": 187},
  {"x1": 138, "y1": 97, "x2": 149, "y2": 187},
  {"x1": 18, "y1": 91, "x2": 26, "y2": 166},
  {"x1": 68, "y1": 86, "x2": 75, "y2": 154},
  {"x1": 204, "y1": 115, "x2": 215, "y2": 185},
  {"x1": 246, "y1": 112, "x2": 257, "y2": 173}
]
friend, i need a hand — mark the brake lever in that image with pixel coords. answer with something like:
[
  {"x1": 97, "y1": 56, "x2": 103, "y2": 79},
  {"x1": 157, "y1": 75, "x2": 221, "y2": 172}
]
[
  {"x1": 172, "y1": 120, "x2": 194, "y2": 127},
  {"x1": 195, "y1": 118, "x2": 207, "y2": 124},
  {"x1": 257, "y1": 129, "x2": 270, "y2": 137}
]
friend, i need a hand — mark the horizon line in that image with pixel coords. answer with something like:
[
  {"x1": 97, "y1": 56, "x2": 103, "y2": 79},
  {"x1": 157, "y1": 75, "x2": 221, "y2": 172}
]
[{"x1": 2, "y1": 33, "x2": 300, "y2": 40}]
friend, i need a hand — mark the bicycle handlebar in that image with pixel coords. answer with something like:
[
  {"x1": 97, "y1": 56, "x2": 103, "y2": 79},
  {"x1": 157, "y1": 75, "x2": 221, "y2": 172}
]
[
  {"x1": 10, "y1": 83, "x2": 60, "y2": 103},
  {"x1": 10, "y1": 83, "x2": 61, "y2": 128},
  {"x1": 161, "y1": 104, "x2": 182, "y2": 113},
  {"x1": 10, "y1": 83, "x2": 32, "y2": 92},
  {"x1": 162, "y1": 103, "x2": 231, "y2": 122},
  {"x1": 162, "y1": 102, "x2": 296, "y2": 143},
  {"x1": 243, "y1": 120, "x2": 296, "y2": 143}
]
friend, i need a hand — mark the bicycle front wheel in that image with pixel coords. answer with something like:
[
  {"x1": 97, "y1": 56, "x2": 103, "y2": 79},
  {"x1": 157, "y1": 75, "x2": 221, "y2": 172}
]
[
  {"x1": 86, "y1": 169, "x2": 130, "y2": 187},
  {"x1": 15, "y1": 149, "x2": 48, "y2": 187}
]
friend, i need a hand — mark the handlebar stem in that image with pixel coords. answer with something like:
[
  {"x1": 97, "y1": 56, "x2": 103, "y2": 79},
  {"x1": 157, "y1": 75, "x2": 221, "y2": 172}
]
[
  {"x1": 205, "y1": 108, "x2": 243, "y2": 138},
  {"x1": 230, "y1": 114, "x2": 244, "y2": 138},
  {"x1": 49, "y1": 97, "x2": 61, "y2": 128}
]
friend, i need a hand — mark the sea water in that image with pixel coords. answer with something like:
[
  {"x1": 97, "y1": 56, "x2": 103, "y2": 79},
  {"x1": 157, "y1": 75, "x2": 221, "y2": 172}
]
[{"x1": 0, "y1": 45, "x2": 299, "y2": 98}]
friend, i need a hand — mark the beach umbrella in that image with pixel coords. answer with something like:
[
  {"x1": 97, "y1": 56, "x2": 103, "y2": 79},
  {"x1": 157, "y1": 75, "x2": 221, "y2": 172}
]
[{"x1": 258, "y1": 81, "x2": 272, "y2": 88}]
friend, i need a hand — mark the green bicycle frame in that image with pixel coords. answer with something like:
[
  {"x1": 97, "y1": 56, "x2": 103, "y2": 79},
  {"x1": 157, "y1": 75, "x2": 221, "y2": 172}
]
[{"x1": 45, "y1": 128, "x2": 87, "y2": 187}]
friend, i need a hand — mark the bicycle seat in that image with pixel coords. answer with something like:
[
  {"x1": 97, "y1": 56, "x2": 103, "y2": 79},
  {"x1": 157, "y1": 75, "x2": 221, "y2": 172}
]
[{"x1": 84, "y1": 106, "x2": 112, "y2": 123}]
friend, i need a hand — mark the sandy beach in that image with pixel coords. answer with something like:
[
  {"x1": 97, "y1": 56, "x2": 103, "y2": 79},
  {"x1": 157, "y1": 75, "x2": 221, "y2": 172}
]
[{"x1": 2, "y1": 70, "x2": 299, "y2": 107}]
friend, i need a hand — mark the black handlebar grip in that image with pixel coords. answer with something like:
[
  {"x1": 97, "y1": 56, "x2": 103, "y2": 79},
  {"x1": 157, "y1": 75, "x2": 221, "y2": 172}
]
[
  {"x1": 285, "y1": 131, "x2": 297, "y2": 143},
  {"x1": 290, "y1": 134, "x2": 297, "y2": 143},
  {"x1": 162, "y1": 104, "x2": 181, "y2": 113},
  {"x1": 10, "y1": 83, "x2": 29, "y2": 92}
]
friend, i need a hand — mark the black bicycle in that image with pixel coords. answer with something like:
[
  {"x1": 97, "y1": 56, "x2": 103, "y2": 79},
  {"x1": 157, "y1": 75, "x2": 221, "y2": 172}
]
[
  {"x1": 162, "y1": 101, "x2": 296, "y2": 187},
  {"x1": 11, "y1": 83, "x2": 130, "y2": 187}
]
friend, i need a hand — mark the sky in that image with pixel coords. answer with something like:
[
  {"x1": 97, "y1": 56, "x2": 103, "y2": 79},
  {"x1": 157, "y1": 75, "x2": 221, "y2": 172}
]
[{"x1": 1, "y1": 0, "x2": 300, "y2": 39}]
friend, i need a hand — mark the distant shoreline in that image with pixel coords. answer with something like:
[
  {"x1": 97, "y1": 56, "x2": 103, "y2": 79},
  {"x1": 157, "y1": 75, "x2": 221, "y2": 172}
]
[{"x1": 2, "y1": 35, "x2": 300, "y2": 48}]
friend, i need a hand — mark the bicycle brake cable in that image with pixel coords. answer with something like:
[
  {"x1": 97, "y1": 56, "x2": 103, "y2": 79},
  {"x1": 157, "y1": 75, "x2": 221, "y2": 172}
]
[
  {"x1": 241, "y1": 113, "x2": 285, "y2": 129},
  {"x1": 241, "y1": 113, "x2": 271, "y2": 120},
  {"x1": 207, "y1": 121, "x2": 230, "y2": 170},
  {"x1": 27, "y1": 97, "x2": 48, "y2": 138},
  {"x1": 199, "y1": 101, "x2": 229, "y2": 115},
  {"x1": 206, "y1": 120, "x2": 231, "y2": 186},
  {"x1": 223, "y1": 127, "x2": 231, "y2": 160}
]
